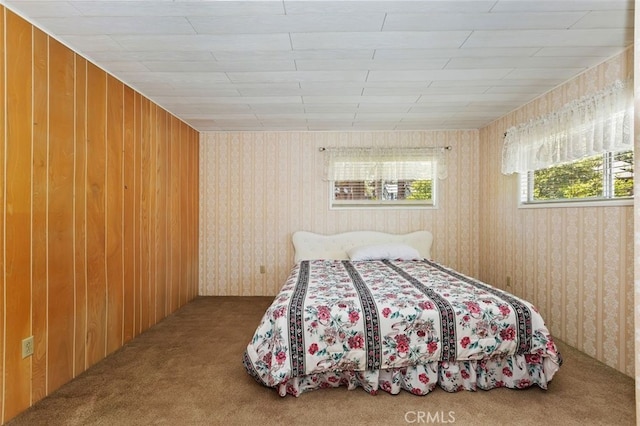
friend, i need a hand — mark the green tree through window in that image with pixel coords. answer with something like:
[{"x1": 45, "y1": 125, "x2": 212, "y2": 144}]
[
  {"x1": 613, "y1": 151, "x2": 634, "y2": 197},
  {"x1": 525, "y1": 151, "x2": 633, "y2": 203},
  {"x1": 407, "y1": 180, "x2": 432, "y2": 200}
]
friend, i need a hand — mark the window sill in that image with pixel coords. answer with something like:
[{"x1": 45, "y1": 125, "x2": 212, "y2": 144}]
[
  {"x1": 330, "y1": 204, "x2": 438, "y2": 210},
  {"x1": 518, "y1": 198, "x2": 633, "y2": 209}
]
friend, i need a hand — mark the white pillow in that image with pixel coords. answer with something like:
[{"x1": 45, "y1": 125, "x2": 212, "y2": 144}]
[{"x1": 347, "y1": 243, "x2": 421, "y2": 261}]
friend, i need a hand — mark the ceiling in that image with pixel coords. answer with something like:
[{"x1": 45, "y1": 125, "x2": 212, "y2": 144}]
[{"x1": 2, "y1": 0, "x2": 635, "y2": 132}]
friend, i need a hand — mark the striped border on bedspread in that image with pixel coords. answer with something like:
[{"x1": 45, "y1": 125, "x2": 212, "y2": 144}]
[
  {"x1": 421, "y1": 259, "x2": 533, "y2": 355},
  {"x1": 288, "y1": 261, "x2": 310, "y2": 377},
  {"x1": 342, "y1": 260, "x2": 382, "y2": 370}
]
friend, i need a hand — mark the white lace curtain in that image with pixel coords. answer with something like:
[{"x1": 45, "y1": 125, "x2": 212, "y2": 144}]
[
  {"x1": 501, "y1": 79, "x2": 633, "y2": 175},
  {"x1": 323, "y1": 147, "x2": 448, "y2": 181}
]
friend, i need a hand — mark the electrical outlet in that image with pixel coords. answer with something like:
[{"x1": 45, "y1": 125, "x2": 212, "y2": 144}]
[
  {"x1": 22, "y1": 336, "x2": 34, "y2": 359},
  {"x1": 506, "y1": 276, "x2": 512, "y2": 289}
]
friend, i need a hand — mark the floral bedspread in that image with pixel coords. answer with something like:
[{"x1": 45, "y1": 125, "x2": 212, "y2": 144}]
[{"x1": 243, "y1": 259, "x2": 562, "y2": 397}]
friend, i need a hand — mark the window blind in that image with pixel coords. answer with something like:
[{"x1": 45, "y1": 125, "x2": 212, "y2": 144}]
[{"x1": 323, "y1": 147, "x2": 448, "y2": 181}]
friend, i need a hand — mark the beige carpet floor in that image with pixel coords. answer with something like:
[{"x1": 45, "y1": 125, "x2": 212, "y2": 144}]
[{"x1": 6, "y1": 296, "x2": 636, "y2": 426}]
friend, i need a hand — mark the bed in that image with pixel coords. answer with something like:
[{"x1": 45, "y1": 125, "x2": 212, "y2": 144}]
[{"x1": 243, "y1": 230, "x2": 562, "y2": 397}]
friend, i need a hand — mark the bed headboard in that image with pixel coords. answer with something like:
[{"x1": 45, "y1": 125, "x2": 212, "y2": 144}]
[{"x1": 292, "y1": 230, "x2": 433, "y2": 263}]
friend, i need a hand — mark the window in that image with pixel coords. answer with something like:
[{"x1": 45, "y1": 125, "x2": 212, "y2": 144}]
[
  {"x1": 333, "y1": 178, "x2": 434, "y2": 207},
  {"x1": 502, "y1": 79, "x2": 633, "y2": 206},
  {"x1": 323, "y1": 147, "x2": 446, "y2": 209},
  {"x1": 520, "y1": 150, "x2": 633, "y2": 204}
]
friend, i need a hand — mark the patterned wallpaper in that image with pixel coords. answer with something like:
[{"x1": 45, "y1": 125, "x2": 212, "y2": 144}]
[
  {"x1": 199, "y1": 131, "x2": 479, "y2": 296},
  {"x1": 479, "y1": 47, "x2": 635, "y2": 377}
]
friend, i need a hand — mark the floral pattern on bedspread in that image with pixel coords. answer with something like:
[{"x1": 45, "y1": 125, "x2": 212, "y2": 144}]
[{"x1": 243, "y1": 259, "x2": 562, "y2": 397}]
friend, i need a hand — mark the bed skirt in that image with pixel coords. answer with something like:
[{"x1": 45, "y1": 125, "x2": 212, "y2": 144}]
[{"x1": 243, "y1": 350, "x2": 562, "y2": 397}]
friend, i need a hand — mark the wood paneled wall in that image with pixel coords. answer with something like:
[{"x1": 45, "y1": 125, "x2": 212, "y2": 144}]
[{"x1": 0, "y1": 8, "x2": 199, "y2": 423}]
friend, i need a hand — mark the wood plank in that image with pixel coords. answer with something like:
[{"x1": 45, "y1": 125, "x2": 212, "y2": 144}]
[
  {"x1": 0, "y1": 6, "x2": 6, "y2": 422},
  {"x1": 85, "y1": 62, "x2": 107, "y2": 368},
  {"x1": 105, "y1": 75, "x2": 123, "y2": 355},
  {"x1": 170, "y1": 117, "x2": 181, "y2": 313},
  {"x1": 4, "y1": 10, "x2": 33, "y2": 420},
  {"x1": 185, "y1": 126, "x2": 193, "y2": 301},
  {"x1": 155, "y1": 109, "x2": 167, "y2": 319},
  {"x1": 189, "y1": 126, "x2": 195, "y2": 301},
  {"x1": 164, "y1": 117, "x2": 173, "y2": 314},
  {"x1": 192, "y1": 128, "x2": 199, "y2": 300},
  {"x1": 148, "y1": 103, "x2": 156, "y2": 326},
  {"x1": 139, "y1": 96, "x2": 150, "y2": 331},
  {"x1": 122, "y1": 85, "x2": 135, "y2": 344},
  {"x1": 47, "y1": 38, "x2": 75, "y2": 394},
  {"x1": 165, "y1": 118, "x2": 172, "y2": 312},
  {"x1": 73, "y1": 55, "x2": 87, "y2": 377},
  {"x1": 193, "y1": 128, "x2": 199, "y2": 300},
  {"x1": 183, "y1": 127, "x2": 190, "y2": 302},
  {"x1": 133, "y1": 93, "x2": 141, "y2": 337},
  {"x1": 180, "y1": 122, "x2": 188, "y2": 306},
  {"x1": 164, "y1": 114, "x2": 173, "y2": 315},
  {"x1": 31, "y1": 27, "x2": 48, "y2": 402}
]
